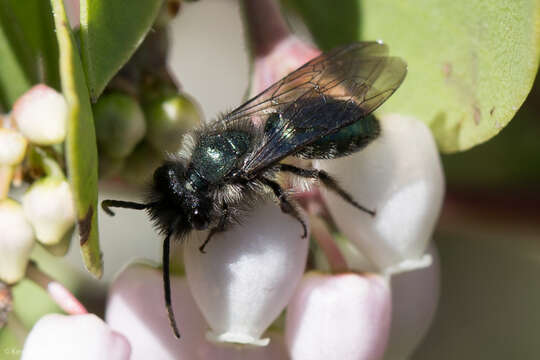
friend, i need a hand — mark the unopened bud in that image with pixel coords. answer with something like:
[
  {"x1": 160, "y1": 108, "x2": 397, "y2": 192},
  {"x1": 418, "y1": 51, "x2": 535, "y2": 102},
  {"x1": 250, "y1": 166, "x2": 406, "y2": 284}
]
[
  {"x1": 0, "y1": 199, "x2": 35, "y2": 284},
  {"x1": 12, "y1": 84, "x2": 68, "y2": 145},
  {"x1": 22, "y1": 178, "x2": 76, "y2": 245},
  {"x1": 0, "y1": 128, "x2": 27, "y2": 166},
  {"x1": 93, "y1": 93, "x2": 146, "y2": 159}
]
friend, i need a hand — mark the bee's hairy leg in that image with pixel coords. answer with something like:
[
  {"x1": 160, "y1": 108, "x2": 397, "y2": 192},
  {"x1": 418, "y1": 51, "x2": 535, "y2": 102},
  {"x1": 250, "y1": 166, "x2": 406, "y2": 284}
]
[
  {"x1": 261, "y1": 177, "x2": 308, "y2": 238},
  {"x1": 199, "y1": 205, "x2": 229, "y2": 254},
  {"x1": 274, "y1": 163, "x2": 376, "y2": 216}
]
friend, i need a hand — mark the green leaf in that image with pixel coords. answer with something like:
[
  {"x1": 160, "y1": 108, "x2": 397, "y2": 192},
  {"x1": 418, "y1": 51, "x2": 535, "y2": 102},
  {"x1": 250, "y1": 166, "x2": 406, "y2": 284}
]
[
  {"x1": 0, "y1": 0, "x2": 38, "y2": 109},
  {"x1": 6, "y1": 0, "x2": 61, "y2": 90},
  {"x1": 286, "y1": 0, "x2": 540, "y2": 152},
  {"x1": 79, "y1": 0, "x2": 164, "y2": 101},
  {"x1": 51, "y1": 0, "x2": 102, "y2": 278}
]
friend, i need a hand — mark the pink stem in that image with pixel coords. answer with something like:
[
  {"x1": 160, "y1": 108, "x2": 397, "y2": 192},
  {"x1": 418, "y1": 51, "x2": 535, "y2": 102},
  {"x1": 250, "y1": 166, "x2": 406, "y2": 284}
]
[
  {"x1": 243, "y1": 0, "x2": 290, "y2": 57},
  {"x1": 310, "y1": 215, "x2": 348, "y2": 273},
  {"x1": 26, "y1": 262, "x2": 88, "y2": 315}
]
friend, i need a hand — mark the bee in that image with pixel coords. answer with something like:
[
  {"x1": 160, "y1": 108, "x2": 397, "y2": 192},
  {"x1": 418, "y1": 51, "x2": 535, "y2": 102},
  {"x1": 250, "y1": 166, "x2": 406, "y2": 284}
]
[{"x1": 102, "y1": 41, "x2": 407, "y2": 338}]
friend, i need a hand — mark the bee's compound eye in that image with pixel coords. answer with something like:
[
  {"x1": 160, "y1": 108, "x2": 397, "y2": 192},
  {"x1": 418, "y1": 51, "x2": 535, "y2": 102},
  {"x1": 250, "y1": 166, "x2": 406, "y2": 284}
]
[{"x1": 191, "y1": 209, "x2": 209, "y2": 230}]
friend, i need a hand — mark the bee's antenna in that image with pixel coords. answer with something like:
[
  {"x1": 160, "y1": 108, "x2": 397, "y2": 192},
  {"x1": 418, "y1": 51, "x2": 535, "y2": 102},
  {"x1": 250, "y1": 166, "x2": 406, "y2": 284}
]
[
  {"x1": 163, "y1": 231, "x2": 181, "y2": 338},
  {"x1": 101, "y1": 200, "x2": 151, "y2": 216}
]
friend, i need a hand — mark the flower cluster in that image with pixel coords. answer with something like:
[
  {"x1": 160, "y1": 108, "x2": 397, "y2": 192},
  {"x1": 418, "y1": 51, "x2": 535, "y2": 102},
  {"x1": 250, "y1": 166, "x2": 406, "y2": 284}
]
[
  {"x1": 11, "y1": 1, "x2": 444, "y2": 359},
  {"x1": 0, "y1": 84, "x2": 76, "y2": 285}
]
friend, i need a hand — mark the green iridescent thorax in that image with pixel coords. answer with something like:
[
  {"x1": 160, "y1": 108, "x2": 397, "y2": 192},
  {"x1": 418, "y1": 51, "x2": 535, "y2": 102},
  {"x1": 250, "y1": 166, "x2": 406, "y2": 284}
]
[{"x1": 191, "y1": 131, "x2": 252, "y2": 184}]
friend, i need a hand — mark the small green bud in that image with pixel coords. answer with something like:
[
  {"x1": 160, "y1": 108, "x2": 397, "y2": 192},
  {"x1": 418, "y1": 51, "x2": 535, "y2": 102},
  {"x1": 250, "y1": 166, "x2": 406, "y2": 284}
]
[
  {"x1": 93, "y1": 93, "x2": 146, "y2": 159},
  {"x1": 144, "y1": 93, "x2": 201, "y2": 153}
]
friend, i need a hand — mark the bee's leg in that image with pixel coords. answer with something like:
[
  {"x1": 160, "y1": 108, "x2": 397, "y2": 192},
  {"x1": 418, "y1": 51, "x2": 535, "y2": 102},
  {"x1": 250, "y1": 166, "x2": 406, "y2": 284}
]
[
  {"x1": 262, "y1": 178, "x2": 308, "y2": 238},
  {"x1": 199, "y1": 205, "x2": 229, "y2": 253},
  {"x1": 274, "y1": 163, "x2": 376, "y2": 216}
]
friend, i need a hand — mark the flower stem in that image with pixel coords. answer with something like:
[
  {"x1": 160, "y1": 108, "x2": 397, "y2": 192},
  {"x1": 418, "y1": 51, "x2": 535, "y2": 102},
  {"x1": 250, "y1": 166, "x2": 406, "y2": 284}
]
[
  {"x1": 310, "y1": 215, "x2": 348, "y2": 273},
  {"x1": 0, "y1": 165, "x2": 13, "y2": 200},
  {"x1": 26, "y1": 262, "x2": 88, "y2": 315},
  {"x1": 242, "y1": 0, "x2": 290, "y2": 57}
]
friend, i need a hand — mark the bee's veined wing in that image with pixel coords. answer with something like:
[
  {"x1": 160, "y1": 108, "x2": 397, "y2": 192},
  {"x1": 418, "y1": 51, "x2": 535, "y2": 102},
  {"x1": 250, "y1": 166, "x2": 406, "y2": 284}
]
[{"x1": 224, "y1": 41, "x2": 407, "y2": 176}]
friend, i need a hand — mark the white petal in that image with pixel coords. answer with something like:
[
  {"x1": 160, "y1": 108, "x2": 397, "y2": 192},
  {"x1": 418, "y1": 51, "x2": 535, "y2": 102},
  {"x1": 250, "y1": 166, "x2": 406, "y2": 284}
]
[
  {"x1": 383, "y1": 243, "x2": 440, "y2": 360},
  {"x1": 12, "y1": 84, "x2": 68, "y2": 145},
  {"x1": 106, "y1": 263, "x2": 208, "y2": 360},
  {"x1": 0, "y1": 199, "x2": 34, "y2": 284},
  {"x1": 0, "y1": 128, "x2": 27, "y2": 166},
  {"x1": 21, "y1": 314, "x2": 131, "y2": 360},
  {"x1": 316, "y1": 114, "x2": 444, "y2": 272},
  {"x1": 285, "y1": 272, "x2": 391, "y2": 360},
  {"x1": 184, "y1": 201, "x2": 309, "y2": 346},
  {"x1": 22, "y1": 179, "x2": 76, "y2": 245},
  {"x1": 204, "y1": 333, "x2": 290, "y2": 360}
]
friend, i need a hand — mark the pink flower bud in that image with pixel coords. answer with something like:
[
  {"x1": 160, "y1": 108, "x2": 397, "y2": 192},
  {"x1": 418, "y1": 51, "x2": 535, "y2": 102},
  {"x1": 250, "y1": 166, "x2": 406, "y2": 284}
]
[
  {"x1": 12, "y1": 85, "x2": 68, "y2": 145},
  {"x1": 21, "y1": 314, "x2": 131, "y2": 360},
  {"x1": 285, "y1": 272, "x2": 391, "y2": 360}
]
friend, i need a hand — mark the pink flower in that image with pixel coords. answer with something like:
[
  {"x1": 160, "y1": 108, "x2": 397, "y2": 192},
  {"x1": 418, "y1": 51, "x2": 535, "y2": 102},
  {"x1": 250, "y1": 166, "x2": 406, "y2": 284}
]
[{"x1": 21, "y1": 314, "x2": 131, "y2": 360}]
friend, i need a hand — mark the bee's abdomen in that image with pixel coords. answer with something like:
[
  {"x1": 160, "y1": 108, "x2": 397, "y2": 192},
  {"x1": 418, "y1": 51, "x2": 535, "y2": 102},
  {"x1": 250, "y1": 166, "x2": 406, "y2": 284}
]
[{"x1": 296, "y1": 114, "x2": 380, "y2": 159}]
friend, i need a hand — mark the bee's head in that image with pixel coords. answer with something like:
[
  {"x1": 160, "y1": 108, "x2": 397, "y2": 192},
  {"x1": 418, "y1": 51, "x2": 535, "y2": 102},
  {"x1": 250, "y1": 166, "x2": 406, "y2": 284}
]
[{"x1": 148, "y1": 161, "x2": 212, "y2": 234}]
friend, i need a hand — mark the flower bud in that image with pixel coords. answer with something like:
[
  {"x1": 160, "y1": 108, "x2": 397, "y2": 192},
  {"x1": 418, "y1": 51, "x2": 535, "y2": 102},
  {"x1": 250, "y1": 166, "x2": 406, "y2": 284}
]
[
  {"x1": 285, "y1": 272, "x2": 391, "y2": 360},
  {"x1": 0, "y1": 199, "x2": 34, "y2": 284},
  {"x1": 93, "y1": 93, "x2": 146, "y2": 159},
  {"x1": 184, "y1": 201, "x2": 309, "y2": 346},
  {"x1": 22, "y1": 178, "x2": 76, "y2": 245},
  {"x1": 316, "y1": 114, "x2": 444, "y2": 273},
  {"x1": 12, "y1": 84, "x2": 68, "y2": 145},
  {"x1": 21, "y1": 314, "x2": 131, "y2": 360},
  {"x1": 0, "y1": 128, "x2": 27, "y2": 166},
  {"x1": 383, "y1": 243, "x2": 440, "y2": 360},
  {"x1": 144, "y1": 93, "x2": 201, "y2": 153},
  {"x1": 106, "y1": 263, "x2": 209, "y2": 359},
  {"x1": 250, "y1": 36, "x2": 320, "y2": 98}
]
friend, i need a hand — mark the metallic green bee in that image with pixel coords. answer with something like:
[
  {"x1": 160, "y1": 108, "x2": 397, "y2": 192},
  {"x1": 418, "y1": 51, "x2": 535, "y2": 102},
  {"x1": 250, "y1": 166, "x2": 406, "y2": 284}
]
[{"x1": 103, "y1": 41, "x2": 407, "y2": 338}]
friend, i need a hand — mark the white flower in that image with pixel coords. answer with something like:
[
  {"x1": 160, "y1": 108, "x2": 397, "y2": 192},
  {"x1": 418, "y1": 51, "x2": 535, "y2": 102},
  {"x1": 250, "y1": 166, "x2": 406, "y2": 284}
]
[
  {"x1": 316, "y1": 114, "x2": 444, "y2": 274},
  {"x1": 184, "y1": 201, "x2": 309, "y2": 346},
  {"x1": 0, "y1": 128, "x2": 27, "y2": 166},
  {"x1": 21, "y1": 314, "x2": 131, "y2": 360},
  {"x1": 383, "y1": 243, "x2": 440, "y2": 360},
  {"x1": 285, "y1": 272, "x2": 391, "y2": 360},
  {"x1": 12, "y1": 84, "x2": 68, "y2": 145},
  {"x1": 0, "y1": 199, "x2": 34, "y2": 284},
  {"x1": 106, "y1": 262, "x2": 291, "y2": 359},
  {"x1": 22, "y1": 178, "x2": 76, "y2": 245}
]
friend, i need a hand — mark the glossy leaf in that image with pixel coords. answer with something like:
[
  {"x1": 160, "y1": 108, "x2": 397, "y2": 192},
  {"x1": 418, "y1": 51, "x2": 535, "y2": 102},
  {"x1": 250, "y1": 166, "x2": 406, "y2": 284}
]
[
  {"x1": 0, "y1": 0, "x2": 37, "y2": 109},
  {"x1": 79, "y1": 0, "x2": 164, "y2": 100},
  {"x1": 286, "y1": 0, "x2": 540, "y2": 152},
  {"x1": 51, "y1": 0, "x2": 102, "y2": 278}
]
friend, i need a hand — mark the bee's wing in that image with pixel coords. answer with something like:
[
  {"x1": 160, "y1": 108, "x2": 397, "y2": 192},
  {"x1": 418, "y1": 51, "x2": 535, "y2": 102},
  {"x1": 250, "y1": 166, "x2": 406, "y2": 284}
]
[{"x1": 225, "y1": 42, "x2": 407, "y2": 175}]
